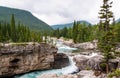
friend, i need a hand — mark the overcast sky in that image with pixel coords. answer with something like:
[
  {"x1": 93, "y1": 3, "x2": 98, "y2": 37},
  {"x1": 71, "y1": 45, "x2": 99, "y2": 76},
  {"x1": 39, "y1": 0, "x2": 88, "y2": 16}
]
[{"x1": 1, "y1": 0, "x2": 120, "y2": 25}]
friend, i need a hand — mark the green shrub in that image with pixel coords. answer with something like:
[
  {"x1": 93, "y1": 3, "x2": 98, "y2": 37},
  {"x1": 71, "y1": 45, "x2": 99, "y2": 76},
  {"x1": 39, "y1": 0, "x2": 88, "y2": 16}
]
[
  {"x1": 100, "y1": 63, "x2": 106, "y2": 71},
  {"x1": 108, "y1": 69, "x2": 120, "y2": 78}
]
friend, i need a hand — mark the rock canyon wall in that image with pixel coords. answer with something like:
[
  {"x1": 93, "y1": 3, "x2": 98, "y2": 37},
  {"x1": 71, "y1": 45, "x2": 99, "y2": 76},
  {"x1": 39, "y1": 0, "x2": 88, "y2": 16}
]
[{"x1": 0, "y1": 43, "x2": 69, "y2": 77}]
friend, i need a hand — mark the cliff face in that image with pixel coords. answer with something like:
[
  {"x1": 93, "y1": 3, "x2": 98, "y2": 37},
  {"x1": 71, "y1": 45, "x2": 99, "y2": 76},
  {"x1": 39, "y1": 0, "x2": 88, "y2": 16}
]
[
  {"x1": 0, "y1": 43, "x2": 67, "y2": 77},
  {"x1": 52, "y1": 53, "x2": 70, "y2": 69}
]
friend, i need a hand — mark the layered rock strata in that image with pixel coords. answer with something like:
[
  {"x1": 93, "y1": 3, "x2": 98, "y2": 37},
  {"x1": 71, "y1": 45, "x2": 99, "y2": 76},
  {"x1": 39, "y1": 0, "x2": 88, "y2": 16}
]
[{"x1": 0, "y1": 43, "x2": 69, "y2": 77}]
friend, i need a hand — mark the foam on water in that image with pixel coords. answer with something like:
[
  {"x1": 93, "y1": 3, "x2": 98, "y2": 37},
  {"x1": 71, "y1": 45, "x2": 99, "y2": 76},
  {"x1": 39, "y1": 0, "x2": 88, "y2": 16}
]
[
  {"x1": 15, "y1": 40, "x2": 78, "y2": 78},
  {"x1": 61, "y1": 56, "x2": 78, "y2": 74},
  {"x1": 15, "y1": 56, "x2": 78, "y2": 78},
  {"x1": 15, "y1": 40, "x2": 99, "y2": 78},
  {"x1": 56, "y1": 40, "x2": 77, "y2": 53}
]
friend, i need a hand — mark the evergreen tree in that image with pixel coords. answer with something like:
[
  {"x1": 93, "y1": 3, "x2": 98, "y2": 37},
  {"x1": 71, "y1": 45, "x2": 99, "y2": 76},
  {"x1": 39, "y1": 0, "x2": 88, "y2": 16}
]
[
  {"x1": 72, "y1": 21, "x2": 78, "y2": 43},
  {"x1": 56, "y1": 28, "x2": 60, "y2": 39},
  {"x1": 11, "y1": 14, "x2": 16, "y2": 42},
  {"x1": 98, "y1": 31, "x2": 116, "y2": 73},
  {"x1": 61, "y1": 27, "x2": 68, "y2": 37},
  {"x1": 98, "y1": 0, "x2": 114, "y2": 31},
  {"x1": 67, "y1": 27, "x2": 72, "y2": 39},
  {"x1": 98, "y1": 0, "x2": 116, "y2": 73},
  {"x1": 114, "y1": 23, "x2": 120, "y2": 42},
  {"x1": 0, "y1": 14, "x2": 43, "y2": 43}
]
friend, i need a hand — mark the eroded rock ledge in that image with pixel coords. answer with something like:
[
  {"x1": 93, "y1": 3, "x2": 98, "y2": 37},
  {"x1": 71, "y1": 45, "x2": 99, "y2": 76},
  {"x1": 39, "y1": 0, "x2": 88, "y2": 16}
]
[
  {"x1": 0, "y1": 43, "x2": 69, "y2": 77},
  {"x1": 74, "y1": 54, "x2": 120, "y2": 71}
]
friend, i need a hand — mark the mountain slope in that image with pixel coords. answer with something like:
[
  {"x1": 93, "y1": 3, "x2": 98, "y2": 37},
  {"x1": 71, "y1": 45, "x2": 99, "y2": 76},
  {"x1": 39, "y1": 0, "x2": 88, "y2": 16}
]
[
  {"x1": 0, "y1": 6, "x2": 53, "y2": 31},
  {"x1": 51, "y1": 21, "x2": 91, "y2": 29},
  {"x1": 116, "y1": 18, "x2": 120, "y2": 23}
]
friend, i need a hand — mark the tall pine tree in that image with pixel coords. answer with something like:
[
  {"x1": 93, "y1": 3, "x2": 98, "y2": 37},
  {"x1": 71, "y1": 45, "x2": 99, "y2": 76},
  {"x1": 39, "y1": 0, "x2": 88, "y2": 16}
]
[
  {"x1": 98, "y1": 0, "x2": 116, "y2": 73},
  {"x1": 98, "y1": 0, "x2": 114, "y2": 31},
  {"x1": 11, "y1": 14, "x2": 17, "y2": 42},
  {"x1": 72, "y1": 21, "x2": 78, "y2": 43}
]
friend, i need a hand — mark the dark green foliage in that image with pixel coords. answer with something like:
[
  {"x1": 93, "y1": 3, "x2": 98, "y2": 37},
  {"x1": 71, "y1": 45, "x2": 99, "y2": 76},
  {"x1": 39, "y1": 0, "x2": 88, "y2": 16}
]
[
  {"x1": 51, "y1": 20, "x2": 120, "y2": 44},
  {"x1": 98, "y1": 31, "x2": 116, "y2": 60},
  {"x1": 100, "y1": 63, "x2": 106, "y2": 71},
  {"x1": 50, "y1": 28, "x2": 60, "y2": 39},
  {"x1": 72, "y1": 21, "x2": 78, "y2": 43},
  {"x1": 98, "y1": 31, "x2": 117, "y2": 73},
  {"x1": 98, "y1": 0, "x2": 117, "y2": 73},
  {"x1": 113, "y1": 23, "x2": 120, "y2": 42},
  {"x1": 56, "y1": 28, "x2": 60, "y2": 39},
  {"x1": 61, "y1": 27, "x2": 68, "y2": 38},
  {"x1": 51, "y1": 20, "x2": 95, "y2": 43},
  {"x1": 0, "y1": 6, "x2": 53, "y2": 32},
  {"x1": 0, "y1": 14, "x2": 43, "y2": 42},
  {"x1": 11, "y1": 14, "x2": 16, "y2": 42},
  {"x1": 108, "y1": 69, "x2": 120, "y2": 78},
  {"x1": 98, "y1": 0, "x2": 114, "y2": 31}
]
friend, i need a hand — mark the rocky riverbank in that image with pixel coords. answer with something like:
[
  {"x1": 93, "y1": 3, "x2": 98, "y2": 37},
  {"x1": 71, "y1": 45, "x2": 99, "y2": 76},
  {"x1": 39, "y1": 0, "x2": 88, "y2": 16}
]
[
  {"x1": 37, "y1": 70, "x2": 107, "y2": 78},
  {"x1": 0, "y1": 42, "x2": 69, "y2": 77},
  {"x1": 38, "y1": 52, "x2": 120, "y2": 78},
  {"x1": 62, "y1": 39, "x2": 98, "y2": 50},
  {"x1": 4, "y1": 38, "x2": 119, "y2": 78},
  {"x1": 74, "y1": 53, "x2": 120, "y2": 71}
]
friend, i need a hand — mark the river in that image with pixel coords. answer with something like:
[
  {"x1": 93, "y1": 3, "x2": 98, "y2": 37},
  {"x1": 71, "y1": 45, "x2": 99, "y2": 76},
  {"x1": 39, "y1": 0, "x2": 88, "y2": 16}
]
[{"x1": 15, "y1": 40, "x2": 79, "y2": 78}]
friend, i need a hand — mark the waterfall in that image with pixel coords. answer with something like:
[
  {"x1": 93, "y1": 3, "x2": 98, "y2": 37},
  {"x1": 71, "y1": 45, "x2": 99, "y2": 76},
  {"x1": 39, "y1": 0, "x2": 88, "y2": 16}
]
[
  {"x1": 15, "y1": 40, "x2": 78, "y2": 78},
  {"x1": 61, "y1": 56, "x2": 78, "y2": 74}
]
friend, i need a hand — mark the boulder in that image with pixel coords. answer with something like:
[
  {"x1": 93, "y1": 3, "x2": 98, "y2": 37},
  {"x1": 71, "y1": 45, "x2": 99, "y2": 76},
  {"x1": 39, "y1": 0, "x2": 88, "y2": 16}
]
[
  {"x1": 117, "y1": 58, "x2": 120, "y2": 68},
  {"x1": 58, "y1": 74, "x2": 78, "y2": 78},
  {"x1": 87, "y1": 55, "x2": 103, "y2": 70},
  {"x1": 52, "y1": 53, "x2": 69, "y2": 69},
  {"x1": 38, "y1": 73, "x2": 78, "y2": 78},
  {"x1": 38, "y1": 73, "x2": 58, "y2": 78},
  {"x1": 115, "y1": 43, "x2": 120, "y2": 52},
  {"x1": 74, "y1": 54, "x2": 120, "y2": 72},
  {"x1": 73, "y1": 42, "x2": 97, "y2": 50},
  {"x1": 88, "y1": 55, "x2": 120, "y2": 72},
  {"x1": 109, "y1": 58, "x2": 120, "y2": 71},
  {"x1": 115, "y1": 48, "x2": 120, "y2": 52},
  {"x1": 74, "y1": 55, "x2": 89, "y2": 70},
  {"x1": 77, "y1": 70, "x2": 107, "y2": 78}
]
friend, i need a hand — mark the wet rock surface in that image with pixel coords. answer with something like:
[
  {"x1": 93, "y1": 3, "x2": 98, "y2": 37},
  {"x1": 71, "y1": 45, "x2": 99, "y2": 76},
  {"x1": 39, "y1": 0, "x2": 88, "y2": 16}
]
[
  {"x1": 0, "y1": 43, "x2": 69, "y2": 77},
  {"x1": 52, "y1": 53, "x2": 69, "y2": 69}
]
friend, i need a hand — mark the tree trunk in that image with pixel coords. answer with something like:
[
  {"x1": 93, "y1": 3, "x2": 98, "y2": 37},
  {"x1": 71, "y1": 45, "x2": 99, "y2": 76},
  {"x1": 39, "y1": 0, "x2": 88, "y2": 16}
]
[{"x1": 106, "y1": 62, "x2": 109, "y2": 74}]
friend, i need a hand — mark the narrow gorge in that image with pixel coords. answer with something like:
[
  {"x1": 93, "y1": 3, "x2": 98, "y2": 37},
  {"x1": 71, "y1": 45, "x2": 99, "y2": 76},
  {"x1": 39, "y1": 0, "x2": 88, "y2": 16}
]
[{"x1": 0, "y1": 42, "x2": 69, "y2": 77}]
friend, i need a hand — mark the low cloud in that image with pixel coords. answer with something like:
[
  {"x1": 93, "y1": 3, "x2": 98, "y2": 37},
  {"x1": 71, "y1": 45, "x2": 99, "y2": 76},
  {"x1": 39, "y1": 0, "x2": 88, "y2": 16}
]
[{"x1": 1, "y1": 0, "x2": 120, "y2": 25}]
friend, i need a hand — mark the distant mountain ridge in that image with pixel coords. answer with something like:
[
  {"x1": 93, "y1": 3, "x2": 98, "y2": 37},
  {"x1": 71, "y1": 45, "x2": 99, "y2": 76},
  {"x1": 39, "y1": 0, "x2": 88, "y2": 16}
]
[
  {"x1": 116, "y1": 18, "x2": 120, "y2": 23},
  {"x1": 0, "y1": 6, "x2": 53, "y2": 31},
  {"x1": 51, "y1": 20, "x2": 91, "y2": 29}
]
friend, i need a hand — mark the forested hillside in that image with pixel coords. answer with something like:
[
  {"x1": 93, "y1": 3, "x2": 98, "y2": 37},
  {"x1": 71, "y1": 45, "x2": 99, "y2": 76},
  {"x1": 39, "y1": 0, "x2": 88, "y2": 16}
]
[
  {"x1": 51, "y1": 21, "x2": 120, "y2": 43},
  {"x1": 0, "y1": 14, "x2": 43, "y2": 42},
  {"x1": 0, "y1": 6, "x2": 53, "y2": 31}
]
